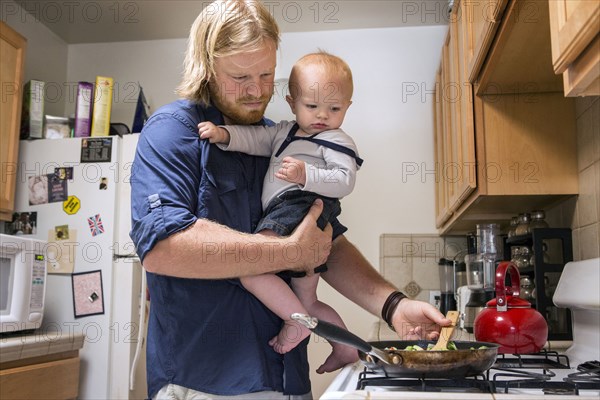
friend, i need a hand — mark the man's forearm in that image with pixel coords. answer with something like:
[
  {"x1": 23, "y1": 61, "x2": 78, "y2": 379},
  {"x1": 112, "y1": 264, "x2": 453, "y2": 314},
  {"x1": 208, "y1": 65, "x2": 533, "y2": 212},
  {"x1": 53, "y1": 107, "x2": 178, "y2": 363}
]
[
  {"x1": 322, "y1": 235, "x2": 396, "y2": 317},
  {"x1": 142, "y1": 202, "x2": 332, "y2": 279},
  {"x1": 142, "y1": 219, "x2": 295, "y2": 278}
]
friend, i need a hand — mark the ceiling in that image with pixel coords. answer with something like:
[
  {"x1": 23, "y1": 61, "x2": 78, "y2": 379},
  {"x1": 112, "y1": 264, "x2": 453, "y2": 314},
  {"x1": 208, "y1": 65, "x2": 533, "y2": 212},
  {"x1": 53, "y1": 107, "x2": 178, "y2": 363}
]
[{"x1": 14, "y1": 0, "x2": 450, "y2": 44}]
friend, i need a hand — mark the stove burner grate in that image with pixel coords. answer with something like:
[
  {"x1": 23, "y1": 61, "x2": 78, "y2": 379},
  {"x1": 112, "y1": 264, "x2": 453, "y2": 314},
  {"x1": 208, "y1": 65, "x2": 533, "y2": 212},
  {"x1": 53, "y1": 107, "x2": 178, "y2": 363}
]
[
  {"x1": 356, "y1": 368, "x2": 494, "y2": 393},
  {"x1": 491, "y1": 367, "x2": 554, "y2": 393},
  {"x1": 492, "y1": 366, "x2": 600, "y2": 394},
  {"x1": 354, "y1": 357, "x2": 600, "y2": 395},
  {"x1": 494, "y1": 350, "x2": 571, "y2": 369}
]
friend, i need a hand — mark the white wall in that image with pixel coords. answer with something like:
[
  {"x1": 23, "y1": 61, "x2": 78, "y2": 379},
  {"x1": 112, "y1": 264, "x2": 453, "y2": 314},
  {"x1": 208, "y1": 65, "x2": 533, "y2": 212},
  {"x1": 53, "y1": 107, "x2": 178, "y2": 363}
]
[
  {"x1": 66, "y1": 39, "x2": 186, "y2": 128},
  {"x1": 1, "y1": 0, "x2": 68, "y2": 116}
]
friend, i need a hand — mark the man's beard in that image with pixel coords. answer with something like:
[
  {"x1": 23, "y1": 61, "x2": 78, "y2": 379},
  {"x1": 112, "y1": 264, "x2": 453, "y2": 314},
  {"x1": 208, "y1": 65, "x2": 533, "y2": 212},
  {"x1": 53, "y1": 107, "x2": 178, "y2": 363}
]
[{"x1": 209, "y1": 82, "x2": 271, "y2": 124}]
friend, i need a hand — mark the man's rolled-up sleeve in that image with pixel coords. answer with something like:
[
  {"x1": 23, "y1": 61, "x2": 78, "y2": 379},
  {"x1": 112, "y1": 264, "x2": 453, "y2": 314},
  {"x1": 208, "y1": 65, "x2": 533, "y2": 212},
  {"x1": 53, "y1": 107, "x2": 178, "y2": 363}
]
[{"x1": 129, "y1": 112, "x2": 201, "y2": 262}]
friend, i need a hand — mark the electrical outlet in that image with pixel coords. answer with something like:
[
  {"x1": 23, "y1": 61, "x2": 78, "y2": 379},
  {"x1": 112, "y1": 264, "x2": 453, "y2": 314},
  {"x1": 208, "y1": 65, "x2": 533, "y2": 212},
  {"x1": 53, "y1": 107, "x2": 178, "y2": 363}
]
[{"x1": 429, "y1": 290, "x2": 441, "y2": 308}]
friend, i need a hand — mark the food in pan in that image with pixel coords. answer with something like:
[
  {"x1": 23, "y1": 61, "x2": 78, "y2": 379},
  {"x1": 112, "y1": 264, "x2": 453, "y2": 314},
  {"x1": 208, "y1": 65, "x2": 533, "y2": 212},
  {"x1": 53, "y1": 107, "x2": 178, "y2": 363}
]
[{"x1": 384, "y1": 342, "x2": 489, "y2": 351}]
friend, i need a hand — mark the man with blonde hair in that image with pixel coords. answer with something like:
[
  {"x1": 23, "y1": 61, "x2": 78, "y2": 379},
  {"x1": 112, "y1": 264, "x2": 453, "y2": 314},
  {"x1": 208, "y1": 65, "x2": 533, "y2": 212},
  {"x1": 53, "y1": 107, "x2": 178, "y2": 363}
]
[{"x1": 131, "y1": 1, "x2": 450, "y2": 399}]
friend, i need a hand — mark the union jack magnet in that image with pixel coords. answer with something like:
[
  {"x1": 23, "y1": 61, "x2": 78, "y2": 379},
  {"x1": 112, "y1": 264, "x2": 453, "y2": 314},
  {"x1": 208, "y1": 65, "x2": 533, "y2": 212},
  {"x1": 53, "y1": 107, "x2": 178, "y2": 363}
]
[{"x1": 87, "y1": 214, "x2": 105, "y2": 237}]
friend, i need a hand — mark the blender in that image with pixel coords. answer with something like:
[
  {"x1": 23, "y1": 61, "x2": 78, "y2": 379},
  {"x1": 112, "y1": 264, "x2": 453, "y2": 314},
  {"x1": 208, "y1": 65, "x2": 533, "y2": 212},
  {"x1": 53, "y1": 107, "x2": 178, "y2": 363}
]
[
  {"x1": 438, "y1": 258, "x2": 457, "y2": 315},
  {"x1": 463, "y1": 224, "x2": 501, "y2": 333},
  {"x1": 438, "y1": 254, "x2": 467, "y2": 315}
]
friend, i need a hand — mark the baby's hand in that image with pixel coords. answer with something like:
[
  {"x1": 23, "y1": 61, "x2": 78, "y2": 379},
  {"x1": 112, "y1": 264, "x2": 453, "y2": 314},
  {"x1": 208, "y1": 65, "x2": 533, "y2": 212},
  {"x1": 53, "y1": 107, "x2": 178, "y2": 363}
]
[
  {"x1": 198, "y1": 122, "x2": 229, "y2": 144},
  {"x1": 275, "y1": 156, "x2": 306, "y2": 186}
]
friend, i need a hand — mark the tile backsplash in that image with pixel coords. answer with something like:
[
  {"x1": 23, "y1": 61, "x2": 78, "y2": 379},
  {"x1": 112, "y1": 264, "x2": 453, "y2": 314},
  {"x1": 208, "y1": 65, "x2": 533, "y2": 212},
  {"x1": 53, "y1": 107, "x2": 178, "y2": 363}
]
[
  {"x1": 546, "y1": 96, "x2": 599, "y2": 261},
  {"x1": 380, "y1": 234, "x2": 466, "y2": 303}
]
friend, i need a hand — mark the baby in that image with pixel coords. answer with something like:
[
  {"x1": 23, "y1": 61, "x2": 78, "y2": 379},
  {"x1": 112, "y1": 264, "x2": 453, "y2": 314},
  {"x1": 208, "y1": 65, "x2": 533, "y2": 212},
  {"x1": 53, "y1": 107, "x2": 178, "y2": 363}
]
[{"x1": 199, "y1": 51, "x2": 362, "y2": 373}]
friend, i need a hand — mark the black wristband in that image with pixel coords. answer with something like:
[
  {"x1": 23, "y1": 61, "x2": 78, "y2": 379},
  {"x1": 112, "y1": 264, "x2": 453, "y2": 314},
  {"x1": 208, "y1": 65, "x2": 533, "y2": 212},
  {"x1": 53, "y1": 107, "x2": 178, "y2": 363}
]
[{"x1": 381, "y1": 290, "x2": 407, "y2": 331}]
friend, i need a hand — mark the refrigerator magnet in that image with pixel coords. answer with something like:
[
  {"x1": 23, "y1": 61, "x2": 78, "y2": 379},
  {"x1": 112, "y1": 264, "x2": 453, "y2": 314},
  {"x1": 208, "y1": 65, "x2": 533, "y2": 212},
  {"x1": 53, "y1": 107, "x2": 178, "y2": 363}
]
[
  {"x1": 47, "y1": 228, "x2": 76, "y2": 274},
  {"x1": 71, "y1": 270, "x2": 105, "y2": 318},
  {"x1": 80, "y1": 137, "x2": 112, "y2": 163},
  {"x1": 54, "y1": 167, "x2": 73, "y2": 180},
  {"x1": 63, "y1": 195, "x2": 81, "y2": 215},
  {"x1": 7, "y1": 212, "x2": 37, "y2": 235},
  {"x1": 99, "y1": 177, "x2": 108, "y2": 190},
  {"x1": 87, "y1": 214, "x2": 105, "y2": 236}
]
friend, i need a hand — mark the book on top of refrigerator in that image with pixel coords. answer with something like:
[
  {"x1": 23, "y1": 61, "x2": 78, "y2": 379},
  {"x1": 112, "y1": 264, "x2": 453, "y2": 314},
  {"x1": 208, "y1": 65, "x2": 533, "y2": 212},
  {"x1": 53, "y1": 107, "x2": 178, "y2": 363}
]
[
  {"x1": 73, "y1": 82, "x2": 94, "y2": 137},
  {"x1": 90, "y1": 76, "x2": 114, "y2": 136},
  {"x1": 20, "y1": 79, "x2": 45, "y2": 139}
]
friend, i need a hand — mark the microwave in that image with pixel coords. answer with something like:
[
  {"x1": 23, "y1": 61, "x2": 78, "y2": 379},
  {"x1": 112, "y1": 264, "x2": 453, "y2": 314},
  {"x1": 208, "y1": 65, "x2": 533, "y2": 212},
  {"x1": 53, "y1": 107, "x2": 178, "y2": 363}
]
[{"x1": 0, "y1": 234, "x2": 47, "y2": 334}]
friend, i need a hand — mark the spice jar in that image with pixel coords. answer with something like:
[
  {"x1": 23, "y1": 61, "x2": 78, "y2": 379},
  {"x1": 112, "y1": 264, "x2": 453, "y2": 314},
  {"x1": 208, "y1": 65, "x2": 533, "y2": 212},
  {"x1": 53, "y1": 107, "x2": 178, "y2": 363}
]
[
  {"x1": 515, "y1": 213, "x2": 531, "y2": 236},
  {"x1": 519, "y1": 275, "x2": 535, "y2": 302},
  {"x1": 530, "y1": 210, "x2": 549, "y2": 230},
  {"x1": 508, "y1": 216, "x2": 519, "y2": 238}
]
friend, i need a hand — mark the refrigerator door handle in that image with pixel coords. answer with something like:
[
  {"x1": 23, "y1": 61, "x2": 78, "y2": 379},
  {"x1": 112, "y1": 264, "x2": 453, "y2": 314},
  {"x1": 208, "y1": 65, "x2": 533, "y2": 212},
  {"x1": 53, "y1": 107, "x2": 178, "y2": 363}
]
[{"x1": 130, "y1": 266, "x2": 147, "y2": 391}]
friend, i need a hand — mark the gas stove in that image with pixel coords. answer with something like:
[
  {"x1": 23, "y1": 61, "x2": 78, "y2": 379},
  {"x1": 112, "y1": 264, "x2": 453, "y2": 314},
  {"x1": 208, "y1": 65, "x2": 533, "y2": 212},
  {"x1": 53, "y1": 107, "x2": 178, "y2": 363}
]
[{"x1": 320, "y1": 258, "x2": 600, "y2": 400}]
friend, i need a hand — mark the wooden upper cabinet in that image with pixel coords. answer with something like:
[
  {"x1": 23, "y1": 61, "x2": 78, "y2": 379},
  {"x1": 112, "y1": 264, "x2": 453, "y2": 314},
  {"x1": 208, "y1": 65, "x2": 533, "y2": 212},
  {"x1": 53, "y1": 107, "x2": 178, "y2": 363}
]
[
  {"x1": 433, "y1": 2, "x2": 477, "y2": 229},
  {"x1": 434, "y1": 32, "x2": 457, "y2": 229},
  {"x1": 0, "y1": 21, "x2": 27, "y2": 221},
  {"x1": 432, "y1": 0, "x2": 579, "y2": 234},
  {"x1": 462, "y1": 0, "x2": 509, "y2": 83},
  {"x1": 478, "y1": 0, "x2": 565, "y2": 95},
  {"x1": 549, "y1": 0, "x2": 600, "y2": 96},
  {"x1": 447, "y1": 3, "x2": 476, "y2": 212}
]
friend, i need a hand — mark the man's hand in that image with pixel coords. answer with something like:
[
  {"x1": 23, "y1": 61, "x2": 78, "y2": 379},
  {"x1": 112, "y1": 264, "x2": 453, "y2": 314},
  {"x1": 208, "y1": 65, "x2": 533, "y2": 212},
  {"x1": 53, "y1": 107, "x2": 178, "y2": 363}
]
[
  {"x1": 286, "y1": 199, "x2": 332, "y2": 275},
  {"x1": 391, "y1": 298, "x2": 451, "y2": 340},
  {"x1": 276, "y1": 156, "x2": 306, "y2": 186},
  {"x1": 198, "y1": 122, "x2": 230, "y2": 144}
]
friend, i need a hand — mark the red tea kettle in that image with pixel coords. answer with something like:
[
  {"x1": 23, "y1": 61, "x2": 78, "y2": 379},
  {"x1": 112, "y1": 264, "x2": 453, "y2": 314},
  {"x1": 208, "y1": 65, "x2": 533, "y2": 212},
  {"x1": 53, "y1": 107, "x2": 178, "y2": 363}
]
[{"x1": 474, "y1": 261, "x2": 548, "y2": 354}]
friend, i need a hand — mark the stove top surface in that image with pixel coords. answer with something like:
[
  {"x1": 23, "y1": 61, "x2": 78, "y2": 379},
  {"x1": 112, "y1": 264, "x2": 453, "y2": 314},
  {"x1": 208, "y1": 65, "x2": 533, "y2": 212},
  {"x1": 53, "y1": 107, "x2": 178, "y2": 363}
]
[
  {"x1": 321, "y1": 356, "x2": 600, "y2": 399},
  {"x1": 321, "y1": 337, "x2": 600, "y2": 399}
]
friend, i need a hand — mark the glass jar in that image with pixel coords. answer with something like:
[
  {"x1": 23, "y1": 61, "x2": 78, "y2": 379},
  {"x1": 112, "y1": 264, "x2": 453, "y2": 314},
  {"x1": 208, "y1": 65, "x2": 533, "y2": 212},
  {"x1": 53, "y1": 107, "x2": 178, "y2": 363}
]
[
  {"x1": 519, "y1": 246, "x2": 531, "y2": 269},
  {"x1": 519, "y1": 275, "x2": 535, "y2": 302},
  {"x1": 511, "y1": 246, "x2": 522, "y2": 265},
  {"x1": 530, "y1": 210, "x2": 549, "y2": 230},
  {"x1": 507, "y1": 216, "x2": 519, "y2": 238},
  {"x1": 512, "y1": 246, "x2": 530, "y2": 269},
  {"x1": 515, "y1": 213, "x2": 531, "y2": 236}
]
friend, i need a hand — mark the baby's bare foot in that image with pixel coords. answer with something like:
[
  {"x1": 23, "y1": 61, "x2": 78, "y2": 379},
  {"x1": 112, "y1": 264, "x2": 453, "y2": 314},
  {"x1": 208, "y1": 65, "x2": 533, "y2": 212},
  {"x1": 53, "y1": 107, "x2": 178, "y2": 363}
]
[
  {"x1": 316, "y1": 344, "x2": 359, "y2": 374},
  {"x1": 268, "y1": 321, "x2": 311, "y2": 354}
]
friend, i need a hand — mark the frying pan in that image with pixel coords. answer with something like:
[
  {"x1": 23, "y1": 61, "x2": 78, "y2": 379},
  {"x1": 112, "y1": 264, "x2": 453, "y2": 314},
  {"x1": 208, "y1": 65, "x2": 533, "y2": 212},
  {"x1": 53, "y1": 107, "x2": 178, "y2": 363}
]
[{"x1": 292, "y1": 313, "x2": 499, "y2": 378}]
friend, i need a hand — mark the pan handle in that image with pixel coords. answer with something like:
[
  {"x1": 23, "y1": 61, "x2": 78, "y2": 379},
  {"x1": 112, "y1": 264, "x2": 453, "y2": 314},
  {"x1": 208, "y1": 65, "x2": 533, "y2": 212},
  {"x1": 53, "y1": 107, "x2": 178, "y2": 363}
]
[{"x1": 291, "y1": 313, "x2": 397, "y2": 365}]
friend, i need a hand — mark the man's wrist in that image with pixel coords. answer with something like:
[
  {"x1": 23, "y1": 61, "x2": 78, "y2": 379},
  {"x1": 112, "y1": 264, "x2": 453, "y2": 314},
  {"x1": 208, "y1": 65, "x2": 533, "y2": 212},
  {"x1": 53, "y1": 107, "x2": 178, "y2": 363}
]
[{"x1": 381, "y1": 290, "x2": 408, "y2": 332}]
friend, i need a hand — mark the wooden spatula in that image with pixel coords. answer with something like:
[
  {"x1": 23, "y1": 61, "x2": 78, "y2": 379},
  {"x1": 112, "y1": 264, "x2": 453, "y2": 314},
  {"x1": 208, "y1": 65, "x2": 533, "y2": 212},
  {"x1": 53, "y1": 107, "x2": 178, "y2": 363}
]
[{"x1": 431, "y1": 310, "x2": 460, "y2": 351}]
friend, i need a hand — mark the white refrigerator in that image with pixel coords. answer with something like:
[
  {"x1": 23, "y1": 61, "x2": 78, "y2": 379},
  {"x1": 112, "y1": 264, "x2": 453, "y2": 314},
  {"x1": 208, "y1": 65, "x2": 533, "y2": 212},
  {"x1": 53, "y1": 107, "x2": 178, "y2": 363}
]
[{"x1": 11, "y1": 134, "x2": 148, "y2": 399}]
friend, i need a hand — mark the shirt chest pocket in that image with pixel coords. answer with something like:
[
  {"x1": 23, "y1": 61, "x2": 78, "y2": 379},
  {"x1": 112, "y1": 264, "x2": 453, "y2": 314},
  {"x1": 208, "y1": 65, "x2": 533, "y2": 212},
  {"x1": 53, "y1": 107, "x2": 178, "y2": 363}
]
[
  {"x1": 198, "y1": 166, "x2": 249, "y2": 232},
  {"x1": 203, "y1": 167, "x2": 238, "y2": 195}
]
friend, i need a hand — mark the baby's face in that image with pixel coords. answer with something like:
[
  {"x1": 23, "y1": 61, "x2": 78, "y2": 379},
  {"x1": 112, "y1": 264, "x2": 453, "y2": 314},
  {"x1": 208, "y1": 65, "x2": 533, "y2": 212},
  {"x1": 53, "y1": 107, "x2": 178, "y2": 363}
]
[{"x1": 287, "y1": 67, "x2": 352, "y2": 135}]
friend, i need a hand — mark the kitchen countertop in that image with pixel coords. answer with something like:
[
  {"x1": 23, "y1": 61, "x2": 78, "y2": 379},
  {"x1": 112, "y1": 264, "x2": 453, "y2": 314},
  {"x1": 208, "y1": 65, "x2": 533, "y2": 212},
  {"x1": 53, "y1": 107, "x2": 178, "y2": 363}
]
[{"x1": 0, "y1": 330, "x2": 85, "y2": 364}]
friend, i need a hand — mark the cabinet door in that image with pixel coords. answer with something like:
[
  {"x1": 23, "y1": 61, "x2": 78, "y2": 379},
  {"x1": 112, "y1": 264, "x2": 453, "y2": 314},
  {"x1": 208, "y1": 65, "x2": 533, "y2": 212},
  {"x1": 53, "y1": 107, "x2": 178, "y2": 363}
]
[
  {"x1": 434, "y1": 62, "x2": 452, "y2": 228},
  {"x1": 0, "y1": 22, "x2": 26, "y2": 221},
  {"x1": 462, "y1": 0, "x2": 509, "y2": 82},
  {"x1": 548, "y1": 0, "x2": 600, "y2": 74},
  {"x1": 447, "y1": 8, "x2": 477, "y2": 213},
  {"x1": 561, "y1": 34, "x2": 600, "y2": 96}
]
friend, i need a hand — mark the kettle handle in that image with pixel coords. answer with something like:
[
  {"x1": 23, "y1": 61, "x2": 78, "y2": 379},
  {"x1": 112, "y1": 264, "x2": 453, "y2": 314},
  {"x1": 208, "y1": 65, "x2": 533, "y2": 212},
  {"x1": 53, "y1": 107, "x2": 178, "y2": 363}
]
[{"x1": 495, "y1": 261, "x2": 520, "y2": 311}]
